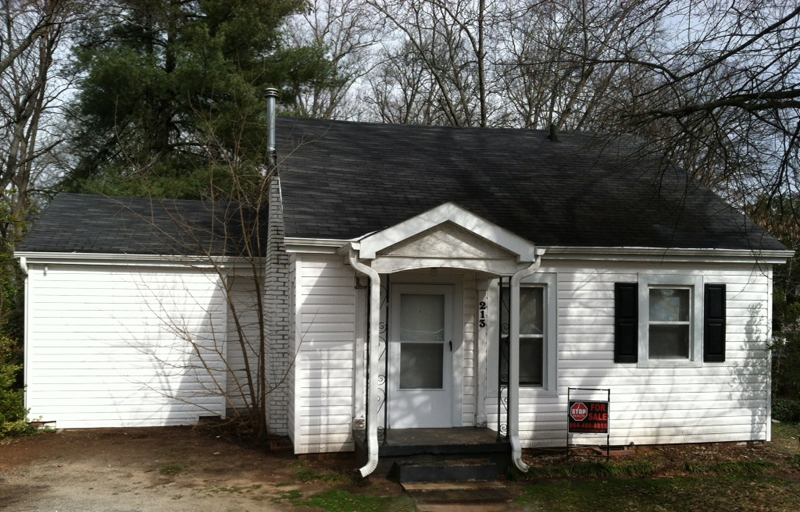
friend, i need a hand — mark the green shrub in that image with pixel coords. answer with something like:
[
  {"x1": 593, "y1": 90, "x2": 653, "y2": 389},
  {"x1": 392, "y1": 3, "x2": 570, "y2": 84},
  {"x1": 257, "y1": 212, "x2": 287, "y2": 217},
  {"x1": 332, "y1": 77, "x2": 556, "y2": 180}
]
[
  {"x1": 0, "y1": 334, "x2": 33, "y2": 438},
  {"x1": 773, "y1": 398, "x2": 800, "y2": 423}
]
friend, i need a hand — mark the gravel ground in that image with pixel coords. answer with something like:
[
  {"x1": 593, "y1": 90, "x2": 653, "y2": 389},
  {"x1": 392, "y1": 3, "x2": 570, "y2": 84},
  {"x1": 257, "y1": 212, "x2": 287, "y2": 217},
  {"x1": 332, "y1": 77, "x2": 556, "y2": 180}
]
[{"x1": 0, "y1": 426, "x2": 384, "y2": 512}]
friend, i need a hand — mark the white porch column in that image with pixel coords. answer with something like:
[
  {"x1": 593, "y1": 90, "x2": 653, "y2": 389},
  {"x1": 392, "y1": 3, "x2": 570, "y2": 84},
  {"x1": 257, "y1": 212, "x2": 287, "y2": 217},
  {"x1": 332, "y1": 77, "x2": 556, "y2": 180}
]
[
  {"x1": 349, "y1": 250, "x2": 382, "y2": 477},
  {"x1": 475, "y1": 279, "x2": 490, "y2": 428},
  {"x1": 509, "y1": 258, "x2": 541, "y2": 472}
]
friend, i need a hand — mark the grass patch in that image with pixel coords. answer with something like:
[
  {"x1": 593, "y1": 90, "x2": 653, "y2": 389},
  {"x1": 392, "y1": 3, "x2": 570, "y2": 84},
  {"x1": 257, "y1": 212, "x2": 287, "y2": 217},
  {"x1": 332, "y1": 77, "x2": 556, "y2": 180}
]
[
  {"x1": 709, "y1": 459, "x2": 776, "y2": 474},
  {"x1": 272, "y1": 489, "x2": 302, "y2": 502},
  {"x1": 289, "y1": 489, "x2": 415, "y2": 512},
  {"x1": 518, "y1": 476, "x2": 800, "y2": 511},
  {"x1": 158, "y1": 464, "x2": 182, "y2": 476},
  {"x1": 294, "y1": 461, "x2": 346, "y2": 483},
  {"x1": 683, "y1": 461, "x2": 702, "y2": 474},
  {"x1": 773, "y1": 421, "x2": 800, "y2": 441},
  {"x1": 517, "y1": 460, "x2": 656, "y2": 480}
]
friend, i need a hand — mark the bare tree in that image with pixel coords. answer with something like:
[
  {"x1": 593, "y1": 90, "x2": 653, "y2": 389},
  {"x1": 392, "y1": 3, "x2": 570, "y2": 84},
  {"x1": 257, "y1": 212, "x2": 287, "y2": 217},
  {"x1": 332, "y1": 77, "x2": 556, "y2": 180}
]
[
  {"x1": 0, "y1": 0, "x2": 66, "y2": 75},
  {"x1": 584, "y1": 1, "x2": 800, "y2": 209},
  {"x1": 0, "y1": 0, "x2": 79, "y2": 243},
  {"x1": 286, "y1": 0, "x2": 383, "y2": 120},
  {"x1": 366, "y1": 0, "x2": 490, "y2": 126},
  {"x1": 366, "y1": 39, "x2": 444, "y2": 124},
  {"x1": 492, "y1": 0, "x2": 665, "y2": 130}
]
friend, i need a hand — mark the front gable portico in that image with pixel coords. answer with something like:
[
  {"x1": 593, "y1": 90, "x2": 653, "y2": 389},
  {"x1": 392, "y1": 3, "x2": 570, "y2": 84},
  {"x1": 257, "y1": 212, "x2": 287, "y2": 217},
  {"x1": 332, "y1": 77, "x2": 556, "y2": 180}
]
[
  {"x1": 352, "y1": 202, "x2": 540, "y2": 273},
  {"x1": 342, "y1": 202, "x2": 543, "y2": 476}
]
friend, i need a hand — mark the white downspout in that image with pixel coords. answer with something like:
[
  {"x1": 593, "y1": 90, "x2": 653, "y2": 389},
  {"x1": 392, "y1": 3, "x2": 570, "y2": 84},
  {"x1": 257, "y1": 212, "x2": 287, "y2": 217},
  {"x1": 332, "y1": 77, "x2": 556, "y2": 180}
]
[
  {"x1": 18, "y1": 257, "x2": 28, "y2": 411},
  {"x1": 348, "y1": 249, "x2": 381, "y2": 477},
  {"x1": 509, "y1": 256, "x2": 541, "y2": 472}
]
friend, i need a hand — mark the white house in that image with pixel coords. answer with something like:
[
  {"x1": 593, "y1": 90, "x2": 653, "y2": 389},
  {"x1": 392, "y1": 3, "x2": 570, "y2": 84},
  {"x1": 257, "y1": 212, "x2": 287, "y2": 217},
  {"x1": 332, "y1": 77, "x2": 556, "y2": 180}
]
[{"x1": 16, "y1": 117, "x2": 792, "y2": 476}]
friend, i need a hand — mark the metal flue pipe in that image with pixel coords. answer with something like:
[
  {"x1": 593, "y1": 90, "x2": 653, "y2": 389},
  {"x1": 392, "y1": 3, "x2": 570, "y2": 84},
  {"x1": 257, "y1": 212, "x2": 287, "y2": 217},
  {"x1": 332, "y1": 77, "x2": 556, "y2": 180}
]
[{"x1": 266, "y1": 88, "x2": 279, "y2": 169}]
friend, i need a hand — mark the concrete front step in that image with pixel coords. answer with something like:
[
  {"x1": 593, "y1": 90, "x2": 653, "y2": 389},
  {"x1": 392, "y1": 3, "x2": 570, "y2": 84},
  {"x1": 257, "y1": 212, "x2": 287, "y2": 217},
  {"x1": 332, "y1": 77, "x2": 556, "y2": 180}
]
[
  {"x1": 402, "y1": 481, "x2": 515, "y2": 506},
  {"x1": 394, "y1": 458, "x2": 499, "y2": 483}
]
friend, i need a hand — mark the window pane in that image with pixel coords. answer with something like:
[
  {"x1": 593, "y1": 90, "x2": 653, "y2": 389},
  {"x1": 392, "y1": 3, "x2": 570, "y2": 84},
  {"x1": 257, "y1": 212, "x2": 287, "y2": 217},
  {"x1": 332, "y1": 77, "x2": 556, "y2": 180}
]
[
  {"x1": 520, "y1": 338, "x2": 543, "y2": 386},
  {"x1": 649, "y1": 325, "x2": 690, "y2": 359},
  {"x1": 400, "y1": 294, "x2": 444, "y2": 341},
  {"x1": 501, "y1": 287, "x2": 543, "y2": 336},
  {"x1": 500, "y1": 288, "x2": 510, "y2": 336},
  {"x1": 499, "y1": 338, "x2": 509, "y2": 385},
  {"x1": 520, "y1": 287, "x2": 544, "y2": 335},
  {"x1": 400, "y1": 343, "x2": 444, "y2": 389},
  {"x1": 649, "y1": 288, "x2": 690, "y2": 322}
]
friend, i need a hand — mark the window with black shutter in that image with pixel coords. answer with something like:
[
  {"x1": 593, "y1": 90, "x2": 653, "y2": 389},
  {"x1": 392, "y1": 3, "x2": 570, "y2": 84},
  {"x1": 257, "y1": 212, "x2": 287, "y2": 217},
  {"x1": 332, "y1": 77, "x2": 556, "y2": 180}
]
[
  {"x1": 614, "y1": 282, "x2": 638, "y2": 363},
  {"x1": 704, "y1": 284, "x2": 726, "y2": 362}
]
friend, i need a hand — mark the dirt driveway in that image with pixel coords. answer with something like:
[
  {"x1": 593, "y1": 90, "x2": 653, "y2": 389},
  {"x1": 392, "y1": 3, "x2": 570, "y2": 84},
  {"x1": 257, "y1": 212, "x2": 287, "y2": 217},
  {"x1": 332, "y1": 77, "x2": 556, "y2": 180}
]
[{"x1": 0, "y1": 426, "x2": 403, "y2": 512}]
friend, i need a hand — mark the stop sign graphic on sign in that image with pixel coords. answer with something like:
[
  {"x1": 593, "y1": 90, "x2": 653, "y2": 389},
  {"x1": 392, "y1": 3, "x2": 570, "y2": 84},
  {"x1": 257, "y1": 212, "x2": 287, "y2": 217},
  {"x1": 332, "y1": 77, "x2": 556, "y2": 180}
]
[{"x1": 570, "y1": 402, "x2": 588, "y2": 422}]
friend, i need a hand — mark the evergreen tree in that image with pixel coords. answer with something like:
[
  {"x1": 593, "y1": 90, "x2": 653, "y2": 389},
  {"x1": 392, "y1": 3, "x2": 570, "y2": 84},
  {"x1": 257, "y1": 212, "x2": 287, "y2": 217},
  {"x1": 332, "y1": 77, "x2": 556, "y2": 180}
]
[{"x1": 64, "y1": 0, "x2": 338, "y2": 199}]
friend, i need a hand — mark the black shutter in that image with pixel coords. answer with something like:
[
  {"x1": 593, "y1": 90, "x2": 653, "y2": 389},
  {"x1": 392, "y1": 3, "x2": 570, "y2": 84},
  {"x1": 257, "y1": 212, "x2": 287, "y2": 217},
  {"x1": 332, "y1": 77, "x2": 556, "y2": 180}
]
[
  {"x1": 615, "y1": 282, "x2": 638, "y2": 363},
  {"x1": 704, "y1": 284, "x2": 726, "y2": 362}
]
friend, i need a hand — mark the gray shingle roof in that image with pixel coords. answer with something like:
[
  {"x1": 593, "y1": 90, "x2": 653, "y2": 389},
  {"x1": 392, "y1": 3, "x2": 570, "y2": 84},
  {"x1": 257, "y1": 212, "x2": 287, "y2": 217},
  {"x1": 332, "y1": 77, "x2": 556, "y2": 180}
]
[
  {"x1": 17, "y1": 194, "x2": 266, "y2": 256},
  {"x1": 276, "y1": 117, "x2": 785, "y2": 251},
  {"x1": 19, "y1": 117, "x2": 786, "y2": 255}
]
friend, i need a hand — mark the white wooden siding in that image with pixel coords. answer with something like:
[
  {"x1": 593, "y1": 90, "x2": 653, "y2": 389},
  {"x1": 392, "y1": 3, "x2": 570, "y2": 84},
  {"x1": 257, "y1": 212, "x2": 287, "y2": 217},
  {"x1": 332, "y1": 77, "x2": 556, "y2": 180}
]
[
  {"x1": 461, "y1": 273, "x2": 477, "y2": 426},
  {"x1": 486, "y1": 262, "x2": 773, "y2": 447},
  {"x1": 288, "y1": 254, "x2": 297, "y2": 445},
  {"x1": 26, "y1": 263, "x2": 228, "y2": 428},
  {"x1": 292, "y1": 254, "x2": 356, "y2": 454},
  {"x1": 225, "y1": 276, "x2": 261, "y2": 414}
]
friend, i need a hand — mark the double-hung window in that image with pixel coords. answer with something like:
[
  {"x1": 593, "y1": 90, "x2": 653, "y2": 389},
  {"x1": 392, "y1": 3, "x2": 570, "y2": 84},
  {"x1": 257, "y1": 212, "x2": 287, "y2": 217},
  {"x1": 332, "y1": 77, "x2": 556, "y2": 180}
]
[
  {"x1": 648, "y1": 287, "x2": 691, "y2": 359},
  {"x1": 501, "y1": 286, "x2": 545, "y2": 386},
  {"x1": 492, "y1": 273, "x2": 557, "y2": 391},
  {"x1": 615, "y1": 275, "x2": 724, "y2": 366}
]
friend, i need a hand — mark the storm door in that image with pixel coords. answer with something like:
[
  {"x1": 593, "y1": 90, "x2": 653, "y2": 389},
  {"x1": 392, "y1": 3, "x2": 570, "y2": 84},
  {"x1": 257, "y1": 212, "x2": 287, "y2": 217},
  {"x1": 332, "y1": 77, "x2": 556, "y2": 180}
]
[{"x1": 387, "y1": 284, "x2": 454, "y2": 428}]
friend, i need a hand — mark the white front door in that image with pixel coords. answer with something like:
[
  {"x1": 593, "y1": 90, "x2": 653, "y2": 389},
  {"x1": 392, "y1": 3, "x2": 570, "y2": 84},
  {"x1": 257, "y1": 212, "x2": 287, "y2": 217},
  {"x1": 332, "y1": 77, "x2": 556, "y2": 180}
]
[{"x1": 388, "y1": 284, "x2": 454, "y2": 428}]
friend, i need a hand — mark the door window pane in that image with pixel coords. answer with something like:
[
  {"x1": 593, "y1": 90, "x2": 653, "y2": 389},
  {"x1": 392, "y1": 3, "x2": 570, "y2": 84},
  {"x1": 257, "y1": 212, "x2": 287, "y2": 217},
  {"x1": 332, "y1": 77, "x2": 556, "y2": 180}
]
[
  {"x1": 400, "y1": 294, "x2": 444, "y2": 341},
  {"x1": 400, "y1": 343, "x2": 444, "y2": 389}
]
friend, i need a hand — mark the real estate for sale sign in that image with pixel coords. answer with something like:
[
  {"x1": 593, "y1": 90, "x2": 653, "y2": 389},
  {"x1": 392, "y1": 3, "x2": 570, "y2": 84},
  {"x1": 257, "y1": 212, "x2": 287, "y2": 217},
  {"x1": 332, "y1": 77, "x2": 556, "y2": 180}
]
[{"x1": 568, "y1": 400, "x2": 609, "y2": 434}]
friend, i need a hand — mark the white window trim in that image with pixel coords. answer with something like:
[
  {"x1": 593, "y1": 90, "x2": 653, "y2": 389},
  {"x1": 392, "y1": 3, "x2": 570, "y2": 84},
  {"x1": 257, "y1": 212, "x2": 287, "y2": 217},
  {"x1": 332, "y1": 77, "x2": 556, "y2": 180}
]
[
  {"x1": 489, "y1": 272, "x2": 558, "y2": 395},
  {"x1": 638, "y1": 274, "x2": 704, "y2": 367}
]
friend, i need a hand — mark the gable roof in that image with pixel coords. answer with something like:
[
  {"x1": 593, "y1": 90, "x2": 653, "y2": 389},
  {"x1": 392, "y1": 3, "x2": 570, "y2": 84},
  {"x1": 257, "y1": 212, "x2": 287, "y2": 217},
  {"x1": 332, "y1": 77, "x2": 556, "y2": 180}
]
[
  {"x1": 276, "y1": 117, "x2": 785, "y2": 251},
  {"x1": 16, "y1": 193, "x2": 266, "y2": 257},
  {"x1": 17, "y1": 118, "x2": 787, "y2": 257}
]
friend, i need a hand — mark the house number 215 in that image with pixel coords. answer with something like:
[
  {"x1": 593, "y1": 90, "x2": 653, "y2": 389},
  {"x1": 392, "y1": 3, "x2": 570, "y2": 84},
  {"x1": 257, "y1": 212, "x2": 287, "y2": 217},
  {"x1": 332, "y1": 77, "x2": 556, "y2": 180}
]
[{"x1": 479, "y1": 301, "x2": 487, "y2": 328}]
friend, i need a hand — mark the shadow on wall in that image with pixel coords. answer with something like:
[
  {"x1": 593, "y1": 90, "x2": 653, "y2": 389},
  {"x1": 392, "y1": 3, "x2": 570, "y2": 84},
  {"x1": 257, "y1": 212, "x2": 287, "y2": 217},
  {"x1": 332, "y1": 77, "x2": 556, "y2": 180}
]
[
  {"x1": 122, "y1": 268, "x2": 230, "y2": 426},
  {"x1": 737, "y1": 301, "x2": 770, "y2": 441}
]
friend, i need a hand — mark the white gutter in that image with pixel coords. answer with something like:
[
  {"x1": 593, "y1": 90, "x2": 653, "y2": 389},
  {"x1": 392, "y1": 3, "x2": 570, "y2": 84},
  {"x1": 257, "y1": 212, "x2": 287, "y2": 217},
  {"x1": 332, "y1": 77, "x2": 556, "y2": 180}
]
[
  {"x1": 508, "y1": 253, "x2": 543, "y2": 472},
  {"x1": 285, "y1": 238, "x2": 350, "y2": 254},
  {"x1": 14, "y1": 251, "x2": 258, "y2": 268},
  {"x1": 291, "y1": 241, "x2": 793, "y2": 263},
  {"x1": 20, "y1": 255, "x2": 28, "y2": 411},
  {"x1": 541, "y1": 246, "x2": 794, "y2": 264},
  {"x1": 348, "y1": 248, "x2": 382, "y2": 478}
]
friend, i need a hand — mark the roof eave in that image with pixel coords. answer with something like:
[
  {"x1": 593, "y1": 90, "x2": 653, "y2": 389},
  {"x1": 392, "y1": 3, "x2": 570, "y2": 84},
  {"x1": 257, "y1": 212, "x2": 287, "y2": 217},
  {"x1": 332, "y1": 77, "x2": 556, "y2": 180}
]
[
  {"x1": 541, "y1": 246, "x2": 794, "y2": 264},
  {"x1": 284, "y1": 239, "x2": 793, "y2": 264},
  {"x1": 14, "y1": 251, "x2": 260, "y2": 268}
]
